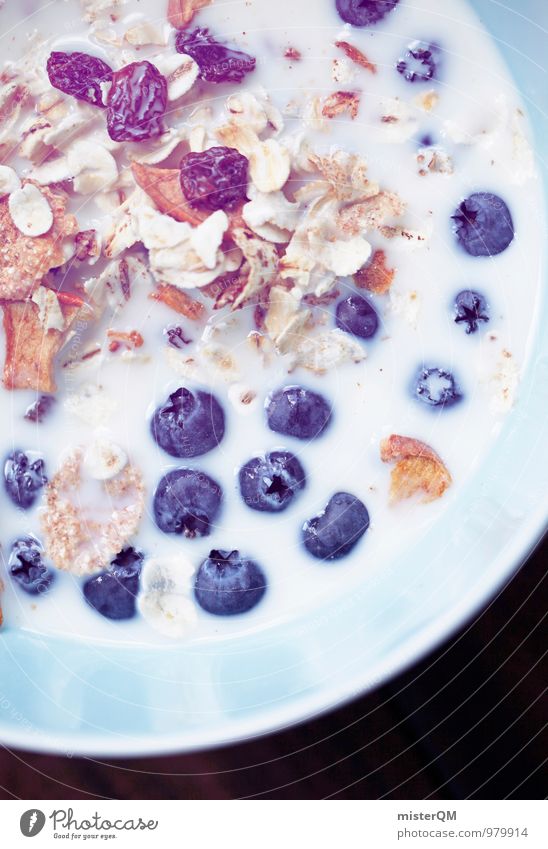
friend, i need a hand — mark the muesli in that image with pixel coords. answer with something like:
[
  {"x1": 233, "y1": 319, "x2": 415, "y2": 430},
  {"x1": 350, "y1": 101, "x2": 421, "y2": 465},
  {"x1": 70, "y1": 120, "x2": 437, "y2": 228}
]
[{"x1": 0, "y1": 0, "x2": 542, "y2": 639}]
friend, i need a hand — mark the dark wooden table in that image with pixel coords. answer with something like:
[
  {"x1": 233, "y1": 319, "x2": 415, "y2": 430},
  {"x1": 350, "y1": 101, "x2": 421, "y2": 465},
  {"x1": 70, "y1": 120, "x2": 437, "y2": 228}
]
[{"x1": 1, "y1": 537, "x2": 546, "y2": 800}]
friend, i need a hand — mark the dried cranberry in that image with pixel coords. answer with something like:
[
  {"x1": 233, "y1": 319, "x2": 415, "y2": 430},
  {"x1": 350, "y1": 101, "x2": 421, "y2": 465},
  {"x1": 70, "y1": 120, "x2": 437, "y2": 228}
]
[
  {"x1": 106, "y1": 61, "x2": 167, "y2": 142},
  {"x1": 175, "y1": 28, "x2": 256, "y2": 84},
  {"x1": 180, "y1": 146, "x2": 249, "y2": 211},
  {"x1": 46, "y1": 51, "x2": 112, "y2": 107},
  {"x1": 24, "y1": 395, "x2": 56, "y2": 423},
  {"x1": 165, "y1": 326, "x2": 192, "y2": 348}
]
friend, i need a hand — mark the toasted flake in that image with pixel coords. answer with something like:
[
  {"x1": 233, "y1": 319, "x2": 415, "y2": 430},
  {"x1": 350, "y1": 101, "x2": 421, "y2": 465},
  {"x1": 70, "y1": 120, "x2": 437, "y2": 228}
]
[
  {"x1": 41, "y1": 448, "x2": 145, "y2": 576},
  {"x1": 354, "y1": 249, "x2": 395, "y2": 294},
  {"x1": 265, "y1": 285, "x2": 311, "y2": 353},
  {"x1": 304, "y1": 150, "x2": 379, "y2": 203},
  {"x1": 380, "y1": 434, "x2": 452, "y2": 504},
  {"x1": 167, "y1": 0, "x2": 212, "y2": 28},
  {"x1": 0, "y1": 165, "x2": 20, "y2": 197},
  {"x1": 84, "y1": 438, "x2": 128, "y2": 480},
  {"x1": 9, "y1": 183, "x2": 53, "y2": 236},
  {"x1": 2, "y1": 298, "x2": 81, "y2": 392},
  {"x1": 335, "y1": 40, "x2": 376, "y2": 74},
  {"x1": 416, "y1": 145, "x2": 453, "y2": 176},
  {"x1": 138, "y1": 555, "x2": 197, "y2": 638},
  {"x1": 0, "y1": 183, "x2": 78, "y2": 300},
  {"x1": 322, "y1": 91, "x2": 360, "y2": 120},
  {"x1": 149, "y1": 283, "x2": 205, "y2": 319}
]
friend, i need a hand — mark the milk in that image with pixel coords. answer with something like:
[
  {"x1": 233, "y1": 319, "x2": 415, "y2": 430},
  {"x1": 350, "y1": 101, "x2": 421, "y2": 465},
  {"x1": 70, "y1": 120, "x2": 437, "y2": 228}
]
[{"x1": 0, "y1": 0, "x2": 544, "y2": 645}]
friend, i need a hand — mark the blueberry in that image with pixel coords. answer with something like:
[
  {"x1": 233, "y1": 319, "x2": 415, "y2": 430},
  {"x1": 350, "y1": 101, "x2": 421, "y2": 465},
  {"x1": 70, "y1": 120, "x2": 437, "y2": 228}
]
[
  {"x1": 397, "y1": 41, "x2": 441, "y2": 83},
  {"x1": 452, "y1": 192, "x2": 514, "y2": 257},
  {"x1": 151, "y1": 387, "x2": 225, "y2": 458},
  {"x1": 335, "y1": 0, "x2": 399, "y2": 27},
  {"x1": 194, "y1": 550, "x2": 266, "y2": 616},
  {"x1": 239, "y1": 451, "x2": 306, "y2": 513},
  {"x1": 302, "y1": 492, "x2": 370, "y2": 561},
  {"x1": 415, "y1": 367, "x2": 462, "y2": 408},
  {"x1": 336, "y1": 294, "x2": 379, "y2": 339},
  {"x1": 8, "y1": 536, "x2": 54, "y2": 595},
  {"x1": 153, "y1": 468, "x2": 222, "y2": 537},
  {"x1": 4, "y1": 450, "x2": 47, "y2": 509},
  {"x1": 266, "y1": 386, "x2": 333, "y2": 441},
  {"x1": 83, "y1": 547, "x2": 143, "y2": 620},
  {"x1": 454, "y1": 290, "x2": 489, "y2": 334}
]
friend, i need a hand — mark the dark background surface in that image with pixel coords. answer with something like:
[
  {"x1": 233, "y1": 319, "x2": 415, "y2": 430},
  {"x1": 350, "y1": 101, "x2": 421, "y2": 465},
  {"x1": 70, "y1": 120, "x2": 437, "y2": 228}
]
[{"x1": 0, "y1": 536, "x2": 546, "y2": 800}]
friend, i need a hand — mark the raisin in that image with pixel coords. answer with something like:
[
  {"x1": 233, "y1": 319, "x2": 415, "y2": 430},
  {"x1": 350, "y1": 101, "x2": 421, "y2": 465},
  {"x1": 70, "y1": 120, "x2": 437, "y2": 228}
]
[
  {"x1": 106, "y1": 61, "x2": 167, "y2": 142},
  {"x1": 180, "y1": 146, "x2": 249, "y2": 211},
  {"x1": 175, "y1": 28, "x2": 256, "y2": 84},
  {"x1": 46, "y1": 51, "x2": 112, "y2": 107}
]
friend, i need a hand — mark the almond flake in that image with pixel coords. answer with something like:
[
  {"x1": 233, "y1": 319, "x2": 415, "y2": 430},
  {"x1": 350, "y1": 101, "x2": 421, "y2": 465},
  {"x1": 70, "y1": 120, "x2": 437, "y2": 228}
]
[
  {"x1": 9, "y1": 183, "x2": 53, "y2": 236},
  {"x1": 380, "y1": 434, "x2": 452, "y2": 504}
]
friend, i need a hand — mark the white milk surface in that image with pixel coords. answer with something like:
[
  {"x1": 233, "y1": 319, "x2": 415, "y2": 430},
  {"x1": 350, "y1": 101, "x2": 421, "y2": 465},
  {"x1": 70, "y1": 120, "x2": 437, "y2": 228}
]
[{"x1": 0, "y1": 0, "x2": 544, "y2": 645}]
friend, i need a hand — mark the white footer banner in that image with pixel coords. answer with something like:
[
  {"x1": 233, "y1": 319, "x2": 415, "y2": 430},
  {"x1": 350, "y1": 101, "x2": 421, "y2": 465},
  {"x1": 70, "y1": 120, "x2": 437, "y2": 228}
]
[{"x1": 0, "y1": 800, "x2": 545, "y2": 848}]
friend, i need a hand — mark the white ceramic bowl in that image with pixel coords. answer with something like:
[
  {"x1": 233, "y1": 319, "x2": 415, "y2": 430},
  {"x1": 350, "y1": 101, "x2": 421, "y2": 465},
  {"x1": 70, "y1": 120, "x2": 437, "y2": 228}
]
[{"x1": 0, "y1": 0, "x2": 546, "y2": 756}]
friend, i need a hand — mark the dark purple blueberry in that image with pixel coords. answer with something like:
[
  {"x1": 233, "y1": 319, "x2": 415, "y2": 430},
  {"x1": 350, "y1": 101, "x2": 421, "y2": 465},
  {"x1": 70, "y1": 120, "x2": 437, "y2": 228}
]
[
  {"x1": 415, "y1": 367, "x2": 462, "y2": 408},
  {"x1": 106, "y1": 60, "x2": 167, "y2": 142},
  {"x1": 8, "y1": 536, "x2": 54, "y2": 595},
  {"x1": 151, "y1": 387, "x2": 225, "y2": 458},
  {"x1": 454, "y1": 290, "x2": 489, "y2": 334},
  {"x1": 153, "y1": 468, "x2": 222, "y2": 537},
  {"x1": 303, "y1": 492, "x2": 370, "y2": 561},
  {"x1": 165, "y1": 326, "x2": 191, "y2": 348},
  {"x1": 4, "y1": 451, "x2": 47, "y2": 509},
  {"x1": 239, "y1": 451, "x2": 306, "y2": 513},
  {"x1": 396, "y1": 40, "x2": 441, "y2": 83},
  {"x1": 335, "y1": 0, "x2": 399, "y2": 26},
  {"x1": 194, "y1": 550, "x2": 266, "y2": 616},
  {"x1": 266, "y1": 386, "x2": 333, "y2": 441},
  {"x1": 24, "y1": 395, "x2": 56, "y2": 423},
  {"x1": 180, "y1": 147, "x2": 249, "y2": 212},
  {"x1": 452, "y1": 192, "x2": 514, "y2": 257},
  {"x1": 46, "y1": 51, "x2": 112, "y2": 107},
  {"x1": 175, "y1": 27, "x2": 256, "y2": 84},
  {"x1": 336, "y1": 294, "x2": 379, "y2": 339},
  {"x1": 83, "y1": 547, "x2": 143, "y2": 621}
]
